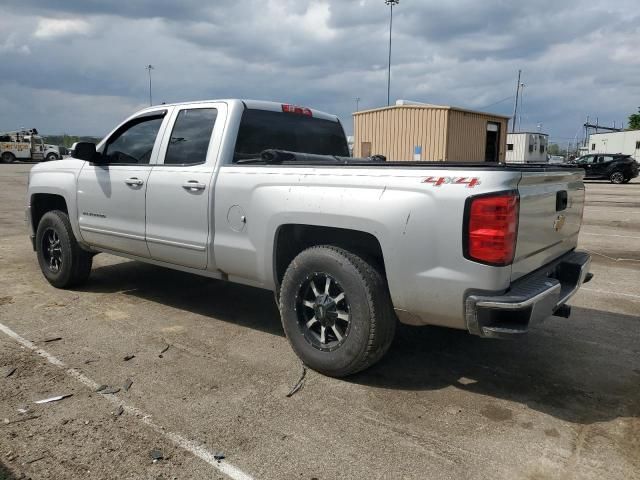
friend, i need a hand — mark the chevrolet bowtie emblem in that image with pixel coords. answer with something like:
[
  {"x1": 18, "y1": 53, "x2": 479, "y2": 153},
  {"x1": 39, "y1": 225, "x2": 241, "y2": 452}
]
[{"x1": 553, "y1": 214, "x2": 566, "y2": 232}]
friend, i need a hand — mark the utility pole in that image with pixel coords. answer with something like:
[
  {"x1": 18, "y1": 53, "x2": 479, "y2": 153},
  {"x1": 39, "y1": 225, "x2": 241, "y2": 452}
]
[
  {"x1": 385, "y1": 0, "x2": 399, "y2": 106},
  {"x1": 511, "y1": 69, "x2": 522, "y2": 133},
  {"x1": 517, "y1": 83, "x2": 526, "y2": 132},
  {"x1": 145, "y1": 64, "x2": 154, "y2": 106},
  {"x1": 355, "y1": 97, "x2": 361, "y2": 112}
]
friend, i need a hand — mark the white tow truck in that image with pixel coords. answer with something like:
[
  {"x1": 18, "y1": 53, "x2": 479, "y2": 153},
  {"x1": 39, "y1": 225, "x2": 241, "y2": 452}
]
[{"x1": 0, "y1": 129, "x2": 61, "y2": 163}]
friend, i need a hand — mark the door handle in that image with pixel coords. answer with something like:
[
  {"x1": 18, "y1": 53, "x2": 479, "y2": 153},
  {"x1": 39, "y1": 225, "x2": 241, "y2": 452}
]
[
  {"x1": 182, "y1": 181, "x2": 206, "y2": 191},
  {"x1": 125, "y1": 177, "x2": 144, "y2": 186}
]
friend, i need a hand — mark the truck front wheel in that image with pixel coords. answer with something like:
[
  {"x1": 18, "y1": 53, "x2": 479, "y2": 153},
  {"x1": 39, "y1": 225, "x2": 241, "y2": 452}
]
[
  {"x1": 36, "y1": 210, "x2": 92, "y2": 288},
  {"x1": 279, "y1": 246, "x2": 396, "y2": 377}
]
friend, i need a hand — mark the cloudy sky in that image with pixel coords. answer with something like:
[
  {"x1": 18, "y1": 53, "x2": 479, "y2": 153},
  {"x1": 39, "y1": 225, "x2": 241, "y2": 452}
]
[{"x1": 1, "y1": 0, "x2": 638, "y2": 145}]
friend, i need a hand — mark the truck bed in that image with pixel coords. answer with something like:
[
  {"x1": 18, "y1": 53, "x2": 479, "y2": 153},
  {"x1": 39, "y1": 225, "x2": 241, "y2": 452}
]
[{"x1": 238, "y1": 150, "x2": 581, "y2": 172}]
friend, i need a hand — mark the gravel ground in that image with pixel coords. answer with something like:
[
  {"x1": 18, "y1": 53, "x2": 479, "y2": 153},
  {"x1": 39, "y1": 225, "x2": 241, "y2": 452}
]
[{"x1": 0, "y1": 163, "x2": 639, "y2": 480}]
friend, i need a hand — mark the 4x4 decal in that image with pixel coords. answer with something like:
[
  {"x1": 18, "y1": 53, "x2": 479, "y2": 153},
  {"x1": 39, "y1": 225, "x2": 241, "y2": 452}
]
[{"x1": 423, "y1": 176, "x2": 481, "y2": 188}]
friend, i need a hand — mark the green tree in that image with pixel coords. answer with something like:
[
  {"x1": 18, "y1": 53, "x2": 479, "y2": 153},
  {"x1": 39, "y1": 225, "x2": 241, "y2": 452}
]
[
  {"x1": 548, "y1": 143, "x2": 562, "y2": 155},
  {"x1": 628, "y1": 108, "x2": 640, "y2": 130}
]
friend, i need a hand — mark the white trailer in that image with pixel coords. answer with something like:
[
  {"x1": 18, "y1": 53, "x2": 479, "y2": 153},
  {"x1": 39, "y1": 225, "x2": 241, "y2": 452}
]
[
  {"x1": 505, "y1": 132, "x2": 548, "y2": 163},
  {"x1": 588, "y1": 130, "x2": 640, "y2": 161}
]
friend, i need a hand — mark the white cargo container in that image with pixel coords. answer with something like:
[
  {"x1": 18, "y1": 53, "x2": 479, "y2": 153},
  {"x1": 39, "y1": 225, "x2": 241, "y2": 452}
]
[
  {"x1": 505, "y1": 132, "x2": 548, "y2": 163},
  {"x1": 588, "y1": 130, "x2": 640, "y2": 161}
]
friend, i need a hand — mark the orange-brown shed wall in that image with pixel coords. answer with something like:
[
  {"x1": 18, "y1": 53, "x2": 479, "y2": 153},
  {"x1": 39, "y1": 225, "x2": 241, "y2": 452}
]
[
  {"x1": 446, "y1": 110, "x2": 508, "y2": 162},
  {"x1": 353, "y1": 106, "x2": 508, "y2": 162}
]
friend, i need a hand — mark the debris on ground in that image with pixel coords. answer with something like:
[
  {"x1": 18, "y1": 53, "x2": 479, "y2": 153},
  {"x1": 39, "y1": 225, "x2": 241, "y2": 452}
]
[
  {"x1": 150, "y1": 449, "x2": 164, "y2": 462},
  {"x1": 3, "y1": 415, "x2": 40, "y2": 425},
  {"x1": 286, "y1": 364, "x2": 307, "y2": 398},
  {"x1": 0, "y1": 296, "x2": 13, "y2": 306},
  {"x1": 123, "y1": 378, "x2": 133, "y2": 392},
  {"x1": 34, "y1": 394, "x2": 72, "y2": 404},
  {"x1": 25, "y1": 455, "x2": 46, "y2": 464},
  {"x1": 84, "y1": 358, "x2": 99, "y2": 364},
  {"x1": 213, "y1": 451, "x2": 225, "y2": 461},
  {"x1": 123, "y1": 354, "x2": 135, "y2": 361},
  {"x1": 159, "y1": 344, "x2": 170, "y2": 358},
  {"x1": 3, "y1": 367, "x2": 17, "y2": 378},
  {"x1": 99, "y1": 386, "x2": 120, "y2": 395},
  {"x1": 114, "y1": 405, "x2": 124, "y2": 417},
  {"x1": 95, "y1": 384, "x2": 107, "y2": 392},
  {"x1": 17, "y1": 407, "x2": 29, "y2": 414},
  {"x1": 42, "y1": 337, "x2": 62, "y2": 343}
]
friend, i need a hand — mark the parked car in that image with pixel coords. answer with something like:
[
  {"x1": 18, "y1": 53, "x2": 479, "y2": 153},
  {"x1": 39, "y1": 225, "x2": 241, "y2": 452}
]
[
  {"x1": 548, "y1": 155, "x2": 566, "y2": 164},
  {"x1": 571, "y1": 154, "x2": 639, "y2": 184},
  {"x1": 26, "y1": 99, "x2": 592, "y2": 377}
]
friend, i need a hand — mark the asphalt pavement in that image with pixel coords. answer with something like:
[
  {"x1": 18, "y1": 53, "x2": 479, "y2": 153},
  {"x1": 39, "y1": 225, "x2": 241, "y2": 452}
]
[{"x1": 1, "y1": 163, "x2": 638, "y2": 480}]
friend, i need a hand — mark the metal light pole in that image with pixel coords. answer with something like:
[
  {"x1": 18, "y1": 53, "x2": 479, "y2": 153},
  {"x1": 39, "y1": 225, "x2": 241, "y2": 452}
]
[
  {"x1": 385, "y1": 0, "x2": 399, "y2": 106},
  {"x1": 355, "y1": 97, "x2": 361, "y2": 112},
  {"x1": 517, "y1": 83, "x2": 526, "y2": 132},
  {"x1": 145, "y1": 64, "x2": 154, "y2": 106},
  {"x1": 511, "y1": 69, "x2": 522, "y2": 133}
]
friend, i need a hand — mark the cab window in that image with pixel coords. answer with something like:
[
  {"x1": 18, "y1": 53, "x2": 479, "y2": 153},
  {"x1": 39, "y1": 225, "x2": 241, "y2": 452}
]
[
  {"x1": 103, "y1": 116, "x2": 164, "y2": 164},
  {"x1": 164, "y1": 108, "x2": 217, "y2": 165}
]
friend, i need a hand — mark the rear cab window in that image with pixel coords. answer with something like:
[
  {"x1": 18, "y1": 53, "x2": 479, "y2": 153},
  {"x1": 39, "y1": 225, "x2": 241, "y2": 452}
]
[
  {"x1": 233, "y1": 108, "x2": 349, "y2": 162},
  {"x1": 164, "y1": 108, "x2": 218, "y2": 165}
]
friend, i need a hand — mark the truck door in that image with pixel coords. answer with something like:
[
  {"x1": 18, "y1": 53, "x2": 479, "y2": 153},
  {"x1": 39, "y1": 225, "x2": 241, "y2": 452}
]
[
  {"x1": 145, "y1": 103, "x2": 225, "y2": 270},
  {"x1": 31, "y1": 137, "x2": 45, "y2": 161},
  {"x1": 76, "y1": 109, "x2": 170, "y2": 257}
]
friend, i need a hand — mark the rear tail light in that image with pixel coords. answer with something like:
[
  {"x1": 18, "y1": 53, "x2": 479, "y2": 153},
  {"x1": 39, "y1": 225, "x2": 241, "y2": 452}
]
[
  {"x1": 465, "y1": 192, "x2": 519, "y2": 266},
  {"x1": 281, "y1": 104, "x2": 312, "y2": 116}
]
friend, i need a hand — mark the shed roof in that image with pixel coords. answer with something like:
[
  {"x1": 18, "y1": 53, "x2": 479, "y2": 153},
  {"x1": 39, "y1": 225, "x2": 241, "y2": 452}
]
[{"x1": 352, "y1": 103, "x2": 511, "y2": 119}]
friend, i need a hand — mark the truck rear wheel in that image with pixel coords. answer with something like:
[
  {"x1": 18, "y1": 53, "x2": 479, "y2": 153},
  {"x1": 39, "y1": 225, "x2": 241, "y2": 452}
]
[
  {"x1": 279, "y1": 246, "x2": 396, "y2": 377},
  {"x1": 36, "y1": 210, "x2": 92, "y2": 288},
  {"x1": 1, "y1": 152, "x2": 16, "y2": 163}
]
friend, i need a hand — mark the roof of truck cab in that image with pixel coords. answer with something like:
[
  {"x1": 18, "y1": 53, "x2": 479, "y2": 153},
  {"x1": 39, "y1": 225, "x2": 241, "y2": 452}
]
[{"x1": 136, "y1": 99, "x2": 340, "y2": 122}]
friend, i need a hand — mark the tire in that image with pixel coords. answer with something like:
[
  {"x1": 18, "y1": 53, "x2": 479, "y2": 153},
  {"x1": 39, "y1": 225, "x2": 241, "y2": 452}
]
[
  {"x1": 1, "y1": 152, "x2": 16, "y2": 163},
  {"x1": 45, "y1": 153, "x2": 58, "y2": 162},
  {"x1": 36, "y1": 210, "x2": 92, "y2": 288},
  {"x1": 279, "y1": 246, "x2": 396, "y2": 377},
  {"x1": 610, "y1": 171, "x2": 625, "y2": 184}
]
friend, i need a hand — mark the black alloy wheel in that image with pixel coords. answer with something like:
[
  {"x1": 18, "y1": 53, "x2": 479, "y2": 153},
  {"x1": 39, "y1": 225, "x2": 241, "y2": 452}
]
[
  {"x1": 296, "y1": 272, "x2": 351, "y2": 352},
  {"x1": 41, "y1": 228, "x2": 63, "y2": 273},
  {"x1": 279, "y1": 245, "x2": 396, "y2": 377},
  {"x1": 610, "y1": 171, "x2": 625, "y2": 184}
]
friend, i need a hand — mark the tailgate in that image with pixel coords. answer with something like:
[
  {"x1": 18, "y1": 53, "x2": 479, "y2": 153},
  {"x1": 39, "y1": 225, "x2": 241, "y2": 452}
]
[{"x1": 512, "y1": 169, "x2": 585, "y2": 281}]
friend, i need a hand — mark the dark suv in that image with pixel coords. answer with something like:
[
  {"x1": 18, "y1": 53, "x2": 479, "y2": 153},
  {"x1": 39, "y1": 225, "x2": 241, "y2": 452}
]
[{"x1": 573, "y1": 154, "x2": 639, "y2": 184}]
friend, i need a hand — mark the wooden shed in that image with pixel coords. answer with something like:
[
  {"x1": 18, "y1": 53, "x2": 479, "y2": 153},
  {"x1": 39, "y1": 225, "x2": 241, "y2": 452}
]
[{"x1": 352, "y1": 102, "x2": 509, "y2": 162}]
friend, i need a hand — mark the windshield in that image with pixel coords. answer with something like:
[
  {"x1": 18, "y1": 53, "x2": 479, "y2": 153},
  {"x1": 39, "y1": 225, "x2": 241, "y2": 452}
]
[{"x1": 234, "y1": 108, "x2": 349, "y2": 161}]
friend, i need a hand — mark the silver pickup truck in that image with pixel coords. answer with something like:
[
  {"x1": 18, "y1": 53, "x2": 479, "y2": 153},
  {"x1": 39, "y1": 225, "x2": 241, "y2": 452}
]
[{"x1": 26, "y1": 99, "x2": 592, "y2": 377}]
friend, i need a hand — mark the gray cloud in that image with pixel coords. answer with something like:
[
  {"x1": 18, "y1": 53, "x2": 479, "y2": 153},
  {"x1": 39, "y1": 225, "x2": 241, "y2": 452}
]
[{"x1": 0, "y1": 0, "x2": 638, "y2": 141}]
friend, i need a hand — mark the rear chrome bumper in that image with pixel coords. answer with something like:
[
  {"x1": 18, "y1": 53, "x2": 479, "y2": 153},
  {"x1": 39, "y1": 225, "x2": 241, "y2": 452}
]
[{"x1": 465, "y1": 250, "x2": 592, "y2": 339}]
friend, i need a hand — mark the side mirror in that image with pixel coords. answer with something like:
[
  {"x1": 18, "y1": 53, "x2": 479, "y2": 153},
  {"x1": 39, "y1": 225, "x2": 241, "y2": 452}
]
[{"x1": 71, "y1": 142, "x2": 103, "y2": 163}]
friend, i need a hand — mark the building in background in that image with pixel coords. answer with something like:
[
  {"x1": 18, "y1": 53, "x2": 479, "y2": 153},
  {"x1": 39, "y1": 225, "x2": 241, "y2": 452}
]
[
  {"x1": 353, "y1": 100, "x2": 508, "y2": 162},
  {"x1": 588, "y1": 130, "x2": 640, "y2": 161},
  {"x1": 505, "y1": 132, "x2": 549, "y2": 163}
]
